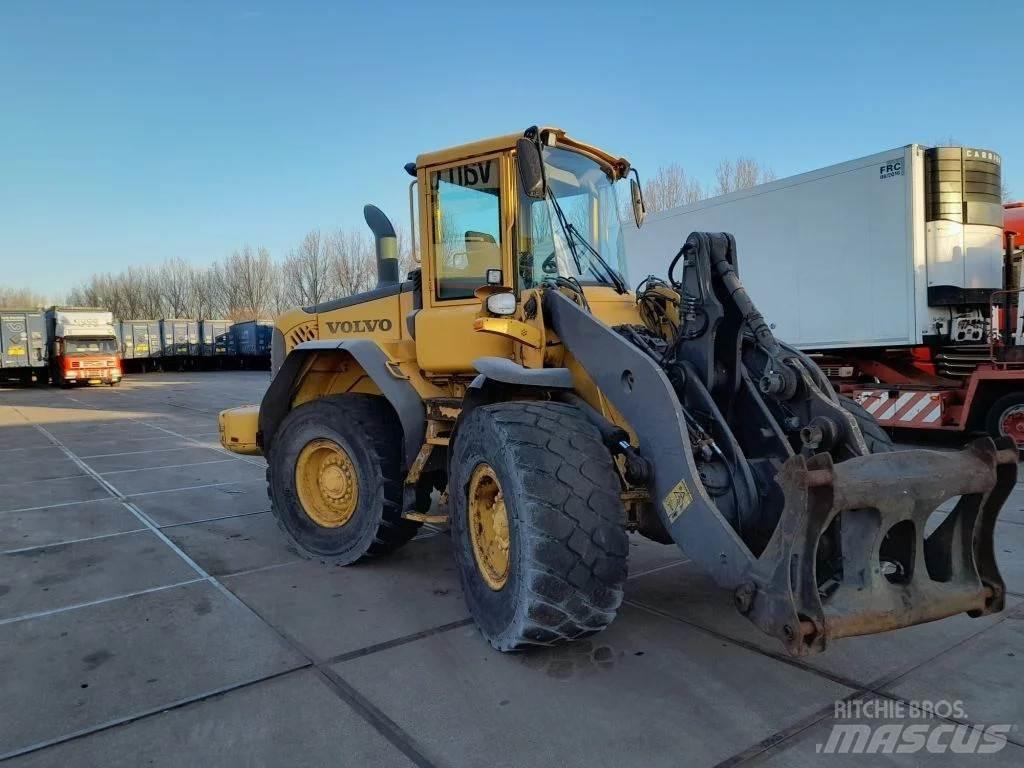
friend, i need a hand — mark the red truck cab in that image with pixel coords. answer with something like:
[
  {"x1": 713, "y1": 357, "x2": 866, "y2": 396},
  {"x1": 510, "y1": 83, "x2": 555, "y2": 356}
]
[
  {"x1": 46, "y1": 307, "x2": 123, "y2": 387},
  {"x1": 55, "y1": 336, "x2": 122, "y2": 386}
]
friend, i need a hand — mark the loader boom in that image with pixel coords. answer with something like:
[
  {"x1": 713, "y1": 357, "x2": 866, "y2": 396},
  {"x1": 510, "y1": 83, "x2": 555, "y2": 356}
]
[{"x1": 546, "y1": 230, "x2": 1016, "y2": 654}]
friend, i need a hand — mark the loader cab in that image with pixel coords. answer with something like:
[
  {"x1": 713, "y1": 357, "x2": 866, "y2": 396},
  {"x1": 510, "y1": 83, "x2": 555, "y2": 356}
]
[{"x1": 411, "y1": 128, "x2": 636, "y2": 373}]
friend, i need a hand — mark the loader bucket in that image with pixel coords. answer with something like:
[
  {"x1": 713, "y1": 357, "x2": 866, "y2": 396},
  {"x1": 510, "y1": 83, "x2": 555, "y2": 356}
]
[{"x1": 743, "y1": 437, "x2": 1016, "y2": 656}]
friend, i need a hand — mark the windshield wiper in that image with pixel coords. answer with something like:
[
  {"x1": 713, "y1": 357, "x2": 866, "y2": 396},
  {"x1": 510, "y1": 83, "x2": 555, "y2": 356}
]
[
  {"x1": 546, "y1": 190, "x2": 628, "y2": 295},
  {"x1": 546, "y1": 190, "x2": 587, "y2": 278},
  {"x1": 564, "y1": 222, "x2": 628, "y2": 295}
]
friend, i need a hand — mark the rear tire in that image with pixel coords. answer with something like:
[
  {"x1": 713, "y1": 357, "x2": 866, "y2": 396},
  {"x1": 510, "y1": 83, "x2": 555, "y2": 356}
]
[
  {"x1": 449, "y1": 401, "x2": 628, "y2": 651},
  {"x1": 267, "y1": 394, "x2": 420, "y2": 563},
  {"x1": 985, "y1": 392, "x2": 1024, "y2": 451},
  {"x1": 838, "y1": 394, "x2": 894, "y2": 453}
]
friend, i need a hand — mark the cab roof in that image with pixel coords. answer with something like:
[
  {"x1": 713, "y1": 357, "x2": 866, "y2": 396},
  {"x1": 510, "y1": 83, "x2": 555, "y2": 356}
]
[{"x1": 414, "y1": 127, "x2": 631, "y2": 180}]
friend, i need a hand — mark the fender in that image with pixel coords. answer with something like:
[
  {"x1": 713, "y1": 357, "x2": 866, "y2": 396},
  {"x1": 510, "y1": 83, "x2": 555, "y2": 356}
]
[
  {"x1": 258, "y1": 339, "x2": 425, "y2": 467},
  {"x1": 471, "y1": 356, "x2": 574, "y2": 389}
]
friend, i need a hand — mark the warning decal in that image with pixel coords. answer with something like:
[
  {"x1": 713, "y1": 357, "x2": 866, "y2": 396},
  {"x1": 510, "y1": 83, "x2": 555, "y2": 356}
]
[{"x1": 663, "y1": 479, "x2": 693, "y2": 523}]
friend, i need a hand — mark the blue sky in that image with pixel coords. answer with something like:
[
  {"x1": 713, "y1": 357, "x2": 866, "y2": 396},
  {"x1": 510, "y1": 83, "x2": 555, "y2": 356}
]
[{"x1": 1, "y1": 0, "x2": 1021, "y2": 296}]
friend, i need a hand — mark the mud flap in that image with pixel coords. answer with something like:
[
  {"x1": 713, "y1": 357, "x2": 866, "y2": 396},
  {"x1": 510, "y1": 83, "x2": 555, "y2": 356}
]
[{"x1": 741, "y1": 437, "x2": 1017, "y2": 656}]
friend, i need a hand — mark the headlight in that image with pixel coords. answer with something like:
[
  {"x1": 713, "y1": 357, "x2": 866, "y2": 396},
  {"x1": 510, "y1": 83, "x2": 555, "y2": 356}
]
[{"x1": 485, "y1": 292, "x2": 517, "y2": 316}]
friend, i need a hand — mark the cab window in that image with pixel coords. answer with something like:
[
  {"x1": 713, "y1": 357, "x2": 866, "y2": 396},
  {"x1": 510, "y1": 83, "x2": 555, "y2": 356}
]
[{"x1": 430, "y1": 158, "x2": 501, "y2": 300}]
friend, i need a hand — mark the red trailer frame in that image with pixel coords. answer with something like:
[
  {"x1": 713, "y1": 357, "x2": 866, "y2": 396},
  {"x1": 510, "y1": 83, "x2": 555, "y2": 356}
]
[{"x1": 833, "y1": 216, "x2": 1024, "y2": 448}]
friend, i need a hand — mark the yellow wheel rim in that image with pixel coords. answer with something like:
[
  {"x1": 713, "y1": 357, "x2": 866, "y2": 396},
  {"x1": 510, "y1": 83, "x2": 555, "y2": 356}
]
[
  {"x1": 294, "y1": 438, "x2": 359, "y2": 528},
  {"x1": 468, "y1": 463, "x2": 510, "y2": 590}
]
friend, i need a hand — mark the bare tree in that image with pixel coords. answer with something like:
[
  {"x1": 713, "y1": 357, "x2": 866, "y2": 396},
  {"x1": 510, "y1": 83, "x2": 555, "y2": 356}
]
[
  {"x1": 161, "y1": 258, "x2": 192, "y2": 318},
  {"x1": 221, "y1": 245, "x2": 275, "y2": 319},
  {"x1": 714, "y1": 156, "x2": 775, "y2": 196},
  {"x1": 282, "y1": 230, "x2": 333, "y2": 307},
  {"x1": 326, "y1": 229, "x2": 375, "y2": 298},
  {"x1": 394, "y1": 224, "x2": 418, "y2": 279},
  {"x1": 0, "y1": 286, "x2": 48, "y2": 309},
  {"x1": 641, "y1": 163, "x2": 705, "y2": 213}
]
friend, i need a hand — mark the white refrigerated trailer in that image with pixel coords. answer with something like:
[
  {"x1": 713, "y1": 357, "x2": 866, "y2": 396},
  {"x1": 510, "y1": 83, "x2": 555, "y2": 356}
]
[{"x1": 626, "y1": 146, "x2": 1024, "y2": 446}]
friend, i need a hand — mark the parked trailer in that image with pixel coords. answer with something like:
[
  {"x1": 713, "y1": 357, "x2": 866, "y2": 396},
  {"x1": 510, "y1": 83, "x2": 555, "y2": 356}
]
[
  {"x1": 626, "y1": 145, "x2": 1024, "y2": 446},
  {"x1": 45, "y1": 307, "x2": 122, "y2": 387},
  {"x1": 230, "y1": 320, "x2": 273, "y2": 368},
  {"x1": 198, "y1": 319, "x2": 232, "y2": 369},
  {"x1": 119, "y1": 320, "x2": 161, "y2": 371},
  {"x1": 199, "y1": 320, "x2": 232, "y2": 357},
  {"x1": 0, "y1": 309, "x2": 47, "y2": 385},
  {"x1": 159, "y1": 318, "x2": 199, "y2": 368}
]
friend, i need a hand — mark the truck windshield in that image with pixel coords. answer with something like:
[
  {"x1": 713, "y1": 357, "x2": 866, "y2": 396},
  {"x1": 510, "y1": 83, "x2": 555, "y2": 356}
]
[
  {"x1": 65, "y1": 338, "x2": 117, "y2": 355},
  {"x1": 517, "y1": 146, "x2": 629, "y2": 290}
]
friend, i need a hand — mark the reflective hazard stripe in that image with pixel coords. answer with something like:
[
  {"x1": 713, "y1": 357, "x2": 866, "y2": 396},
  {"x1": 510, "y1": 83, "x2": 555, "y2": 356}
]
[
  {"x1": 879, "y1": 392, "x2": 916, "y2": 421},
  {"x1": 853, "y1": 389, "x2": 948, "y2": 428},
  {"x1": 863, "y1": 392, "x2": 888, "y2": 414},
  {"x1": 899, "y1": 394, "x2": 935, "y2": 422}
]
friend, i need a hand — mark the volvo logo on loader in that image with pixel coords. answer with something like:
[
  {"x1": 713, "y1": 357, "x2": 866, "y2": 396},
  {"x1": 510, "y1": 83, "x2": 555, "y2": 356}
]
[{"x1": 325, "y1": 319, "x2": 393, "y2": 334}]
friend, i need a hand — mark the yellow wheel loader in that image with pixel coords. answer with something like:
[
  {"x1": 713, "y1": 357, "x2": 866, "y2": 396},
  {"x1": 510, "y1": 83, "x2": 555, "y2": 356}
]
[{"x1": 220, "y1": 126, "x2": 1016, "y2": 655}]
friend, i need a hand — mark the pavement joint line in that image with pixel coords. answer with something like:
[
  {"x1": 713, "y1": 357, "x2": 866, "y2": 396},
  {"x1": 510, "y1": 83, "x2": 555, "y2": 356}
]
[
  {"x1": 0, "y1": 469, "x2": 89, "y2": 487},
  {"x1": 214, "y1": 575, "x2": 442, "y2": 768},
  {"x1": 626, "y1": 558, "x2": 690, "y2": 581},
  {"x1": 79, "y1": 445, "x2": 216, "y2": 459},
  {"x1": 43, "y1": 433, "x2": 194, "y2": 446},
  {"x1": 1, "y1": 526, "x2": 149, "y2": 555},
  {"x1": 0, "y1": 666, "x2": 312, "y2": 762},
  {"x1": 703, "y1": 604, "x2": 1024, "y2": 765},
  {"x1": 220, "y1": 558, "x2": 305, "y2": 580},
  {"x1": 0, "y1": 444, "x2": 64, "y2": 455},
  {"x1": 0, "y1": 577, "x2": 205, "y2": 627},
  {"x1": 98, "y1": 458, "x2": 238, "y2": 475},
  {"x1": 711, "y1": 690, "x2": 866, "y2": 768},
  {"x1": 41, "y1": 389, "x2": 264, "y2": 466},
  {"x1": 30, "y1": 422, "x2": 250, "y2": 609},
  {"x1": 126, "y1": 480, "x2": 259, "y2": 498},
  {"x1": 324, "y1": 618, "x2": 475, "y2": 666},
  {"x1": 157, "y1": 508, "x2": 271, "y2": 530},
  {"x1": 624, "y1": 598, "x2": 868, "y2": 692},
  {"x1": 0, "y1": 495, "x2": 119, "y2": 515},
  {"x1": 30, "y1": 417, "x2": 438, "y2": 766},
  {"x1": 314, "y1": 666, "x2": 439, "y2": 768},
  {"x1": 139, "y1": 419, "x2": 267, "y2": 467}
]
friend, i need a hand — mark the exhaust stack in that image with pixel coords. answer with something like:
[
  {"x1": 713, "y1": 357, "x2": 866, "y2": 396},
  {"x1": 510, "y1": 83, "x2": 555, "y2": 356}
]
[{"x1": 363, "y1": 205, "x2": 400, "y2": 288}]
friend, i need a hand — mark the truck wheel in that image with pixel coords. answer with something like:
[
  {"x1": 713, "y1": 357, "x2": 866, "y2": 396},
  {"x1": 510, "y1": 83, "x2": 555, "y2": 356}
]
[
  {"x1": 986, "y1": 393, "x2": 1024, "y2": 451},
  {"x1": 838, "y1": 394, "x2": 894, "y2": 453},
  {"x1": 267, "y1": 394, "x2": 420, "y2": 563},
  {"x1": 449, "y1": 401, "x2": 628, "y2": 651}
]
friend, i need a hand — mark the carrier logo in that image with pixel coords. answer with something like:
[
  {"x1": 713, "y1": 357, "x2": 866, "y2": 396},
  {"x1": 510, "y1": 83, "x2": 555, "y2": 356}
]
[
  {"x1": 326, "y1": 319, "x2": 393, "y2": 334},
  {"x1": 965, "y1": 148, "x2": 1000, "y2": 165},
  {"x1": 880, "y1": 159, "x2": 904, "y2": 180}
]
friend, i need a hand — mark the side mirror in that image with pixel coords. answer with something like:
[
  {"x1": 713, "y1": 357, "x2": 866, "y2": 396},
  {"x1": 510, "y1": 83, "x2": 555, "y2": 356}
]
[
  {"x1": 630, "y1": 177, "x2": 646, "y2": 228},
  {"x1": 516, "y1": 137, "x2": 546, "y2": 200}
]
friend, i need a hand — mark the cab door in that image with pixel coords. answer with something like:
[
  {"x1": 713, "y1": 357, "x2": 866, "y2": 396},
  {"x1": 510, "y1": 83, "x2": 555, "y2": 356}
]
[{"x1": 414, "y1": 152, "x2": 514, "y2": 374}]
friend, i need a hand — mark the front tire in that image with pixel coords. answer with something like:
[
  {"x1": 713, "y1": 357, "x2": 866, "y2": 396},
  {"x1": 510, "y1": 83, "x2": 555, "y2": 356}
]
[
  {"x1": 450, "y1": 401, "x2": 628, "y2": 651},
  {"x1": 268, "y1": 395, "x2": 419, "y2": 563}
]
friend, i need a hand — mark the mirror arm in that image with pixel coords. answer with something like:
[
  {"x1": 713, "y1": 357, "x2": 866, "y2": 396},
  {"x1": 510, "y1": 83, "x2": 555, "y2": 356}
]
[{"x1": 408, "y1": 179, "x2": 419, "y2": 263}]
